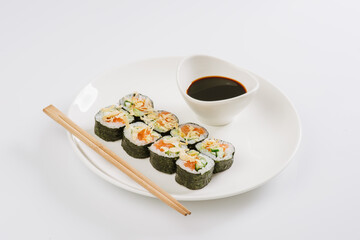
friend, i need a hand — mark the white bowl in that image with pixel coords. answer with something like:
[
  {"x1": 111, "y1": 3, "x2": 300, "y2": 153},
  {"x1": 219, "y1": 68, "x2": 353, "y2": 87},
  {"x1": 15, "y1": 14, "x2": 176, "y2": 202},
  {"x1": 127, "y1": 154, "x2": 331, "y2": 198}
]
[{"x1": 176, "y1": 55, "x2": 260, "y2": 126}]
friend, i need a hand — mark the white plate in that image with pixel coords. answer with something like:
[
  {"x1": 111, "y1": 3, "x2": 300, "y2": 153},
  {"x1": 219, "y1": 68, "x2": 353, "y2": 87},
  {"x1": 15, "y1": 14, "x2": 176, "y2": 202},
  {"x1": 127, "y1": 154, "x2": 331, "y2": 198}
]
[{"x1": 68, "y1": 57, "x2": 301, "y2": 201}]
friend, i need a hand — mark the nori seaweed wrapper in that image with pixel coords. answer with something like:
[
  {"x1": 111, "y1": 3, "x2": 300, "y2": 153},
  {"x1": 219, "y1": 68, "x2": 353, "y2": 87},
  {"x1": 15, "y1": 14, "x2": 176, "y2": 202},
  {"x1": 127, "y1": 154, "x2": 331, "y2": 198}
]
[
  {"x1": 94, "y1": 120, "x2": 124, "y2": 141},
  {"x1": 184, "y1": 142, "x2": 198, "y2": 150},
  {"x1": 132, "y1": 116, "x2": 144, "y2": 123},
  {"x1": 213, "y1": 158, "x2": 234, "y2": 173},
  {"x1": 149, "y1": 151, "x2": 178, "y2": 174},
  {"x1": 175, "y1": 164, "x2": 214, "y2": 190},
  {"x1": 121, "y1": 135, "x2": 152, "y2": 159},
  {"x1": 155, "y1": 126, "x2": 177, "y2": 137}
]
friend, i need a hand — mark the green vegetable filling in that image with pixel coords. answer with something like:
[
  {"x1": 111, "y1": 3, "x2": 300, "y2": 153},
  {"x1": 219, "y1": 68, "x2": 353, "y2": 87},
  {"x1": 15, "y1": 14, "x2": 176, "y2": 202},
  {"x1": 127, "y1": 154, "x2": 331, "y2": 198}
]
[
  {"x1": 124, "y1": 100, "x2": 133, "y2": 107},
  {"x1": 195, "y1": 158, "x2": 208, "y2": 171},
  {"x1": 211, "y1": 148, "x2": 219, "y2": 157},
  {"x1": 133, "y1": 108, "x2": 143, "y2": 116}
]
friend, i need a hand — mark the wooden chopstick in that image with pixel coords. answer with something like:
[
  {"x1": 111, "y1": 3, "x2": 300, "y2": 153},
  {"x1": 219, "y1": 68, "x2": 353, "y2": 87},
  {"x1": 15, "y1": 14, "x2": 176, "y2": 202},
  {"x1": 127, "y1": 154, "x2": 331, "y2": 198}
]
[{"x1": 43, "y1": 105, "x2": 191, "y2": 216}]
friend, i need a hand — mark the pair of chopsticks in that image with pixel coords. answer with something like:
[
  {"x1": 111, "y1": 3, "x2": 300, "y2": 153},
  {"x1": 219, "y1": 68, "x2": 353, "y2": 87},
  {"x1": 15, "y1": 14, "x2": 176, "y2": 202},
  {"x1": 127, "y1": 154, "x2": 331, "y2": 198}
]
[{"x1": 43, "y1": 105, "x2": 191, "y2": 216}]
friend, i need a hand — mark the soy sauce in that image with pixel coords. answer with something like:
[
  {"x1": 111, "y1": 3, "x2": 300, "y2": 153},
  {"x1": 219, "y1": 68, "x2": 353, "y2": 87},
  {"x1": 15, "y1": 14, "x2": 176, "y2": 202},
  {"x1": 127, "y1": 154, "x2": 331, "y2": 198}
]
[{"x1": 186, "y1": 76, "x2": 247, "y2": 101}]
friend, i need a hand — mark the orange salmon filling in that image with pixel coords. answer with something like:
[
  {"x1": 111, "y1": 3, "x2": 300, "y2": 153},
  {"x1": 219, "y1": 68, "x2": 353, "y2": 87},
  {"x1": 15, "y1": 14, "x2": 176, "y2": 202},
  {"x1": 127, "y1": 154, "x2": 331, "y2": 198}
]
[
  {"x1": 184, "y1": 161, "x2": 196, "y2": 170},
  {"x1": 205, "y1": 143, "x2": 228, "y2": 151},
  {"x1": 135, "y1": 100, "x2": 146, "y2": 110},
  {"x1": 137, "y1": 128, "x2": 152, "y2": 141},
  {"x1": 105, "y1": 116, "x2": 125, "y2": 123},
  {"x1": 153, "y1": 139, "x2": 175, "y2": 152},
  {"x1": 132, "y1": 96, "x2": 151, "y2": 111},
  {"x1": 157, "y1": 112, "x2": 171, "y2": 126},
  {"x1": 181, "y1": 125, "x2": 205, "y2": 135},
  {"x1": 219, "y1": 143, "x2": 228, "y2": 151}
]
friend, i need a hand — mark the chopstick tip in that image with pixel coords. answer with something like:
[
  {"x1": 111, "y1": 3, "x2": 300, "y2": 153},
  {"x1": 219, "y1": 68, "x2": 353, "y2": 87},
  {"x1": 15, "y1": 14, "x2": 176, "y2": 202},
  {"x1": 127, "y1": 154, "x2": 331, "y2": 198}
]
[{"x1": 43, "y1": 104, "x2": 53, "y2": 112}]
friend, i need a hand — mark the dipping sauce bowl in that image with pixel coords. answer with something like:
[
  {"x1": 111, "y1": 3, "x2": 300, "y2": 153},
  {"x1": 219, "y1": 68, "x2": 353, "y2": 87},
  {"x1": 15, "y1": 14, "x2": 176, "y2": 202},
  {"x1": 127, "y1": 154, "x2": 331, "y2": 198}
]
[{"x1": 177, "y1": 55, "x2": 259, "y2": 126}]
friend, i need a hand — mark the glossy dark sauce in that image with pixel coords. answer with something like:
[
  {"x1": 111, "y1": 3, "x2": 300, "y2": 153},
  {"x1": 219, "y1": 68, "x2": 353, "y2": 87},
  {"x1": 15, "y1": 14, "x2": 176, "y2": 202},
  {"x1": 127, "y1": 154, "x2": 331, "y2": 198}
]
[{"x1": 186, "y1": 76, "x2": 247, "y2": 101}]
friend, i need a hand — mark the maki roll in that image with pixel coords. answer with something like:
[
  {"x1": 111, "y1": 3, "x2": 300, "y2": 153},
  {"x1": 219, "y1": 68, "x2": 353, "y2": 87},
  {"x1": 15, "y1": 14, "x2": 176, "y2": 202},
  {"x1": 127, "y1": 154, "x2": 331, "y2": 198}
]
[
  {"x1": 175, "y1": 150, "x2": 215, "y2": 190},
  {"x1": 170, "y1": 123, "x2": 209, "y2": 149},
  {"x1": 195, "y1": 138, "x2": 235, "y2": 173},
  {"x1": 119, "y1": 92, "x2": 154, "y2": 121},
  {"x1": 149, "y1": 136, "x2": 188, "y2": 174},
  {"x1": 142, "y1": 110, "x2": 179, "y2": 135},
  {"x1": 122, "y1": 122, "x2": 161, "y2": 158},
  {"x1": 94, "y1": 105, "x2": 134, "y2": 141}
]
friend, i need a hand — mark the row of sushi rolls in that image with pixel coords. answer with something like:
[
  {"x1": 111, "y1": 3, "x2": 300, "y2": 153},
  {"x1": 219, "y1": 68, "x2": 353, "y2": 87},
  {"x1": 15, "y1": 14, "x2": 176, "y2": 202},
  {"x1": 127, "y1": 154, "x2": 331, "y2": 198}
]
[{"x1": 94, "y1": 92, "x2": 235, "y2": 190}]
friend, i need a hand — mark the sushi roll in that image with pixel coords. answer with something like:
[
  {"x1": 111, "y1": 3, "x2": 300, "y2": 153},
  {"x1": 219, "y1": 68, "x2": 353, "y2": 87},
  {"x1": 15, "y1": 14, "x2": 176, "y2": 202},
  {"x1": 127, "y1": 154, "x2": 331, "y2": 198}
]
[
  {"x1": 170, "y1": 122, "x2": 209, "y2": 149},
  {"x1": 121, "y1": 122, "x2": 161, "y2": 158},
  {"x1": 195, "y1": 138, "x2": 235, "y2": 173},
  {"x1": 149, "y1": 136, "x2": 188, "y2": 174},
  {"x1": 175, "y1": 150, "x2": 215, "y2": 190},
  {"x1": 94, "y1": 105, "x2": 134, "y2": 141},
  {"x1": 119, "y1": 92, "x2": 154, "y2": 121},
  {"x1": 142, "y1": 110, "x2": 179, "y2": 135}
]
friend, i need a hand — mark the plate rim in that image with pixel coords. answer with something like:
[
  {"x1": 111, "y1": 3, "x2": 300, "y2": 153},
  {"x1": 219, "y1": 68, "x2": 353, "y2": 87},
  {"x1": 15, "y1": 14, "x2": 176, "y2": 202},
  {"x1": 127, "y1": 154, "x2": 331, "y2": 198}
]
[{"x1": 67, "y1": 56, "x2": 302, "y2": 201}]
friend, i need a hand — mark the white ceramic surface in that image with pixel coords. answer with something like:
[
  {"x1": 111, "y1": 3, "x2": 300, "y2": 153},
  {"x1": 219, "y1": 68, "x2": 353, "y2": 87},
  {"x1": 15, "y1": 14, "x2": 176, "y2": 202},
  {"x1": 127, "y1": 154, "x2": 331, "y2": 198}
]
[
  {"x1": 177, "y1": 55, "x2": 259, "y2": 126},
  {"x1": 68, "y1": 57, "x2": 301, "y2": 201}
]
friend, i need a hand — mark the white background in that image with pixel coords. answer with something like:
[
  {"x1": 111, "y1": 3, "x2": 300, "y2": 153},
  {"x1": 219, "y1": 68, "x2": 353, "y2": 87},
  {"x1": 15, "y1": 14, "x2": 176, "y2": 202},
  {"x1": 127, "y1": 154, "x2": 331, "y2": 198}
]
[{"x1": 1, "y1": 0, "x2": 359, "y2": 239}]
